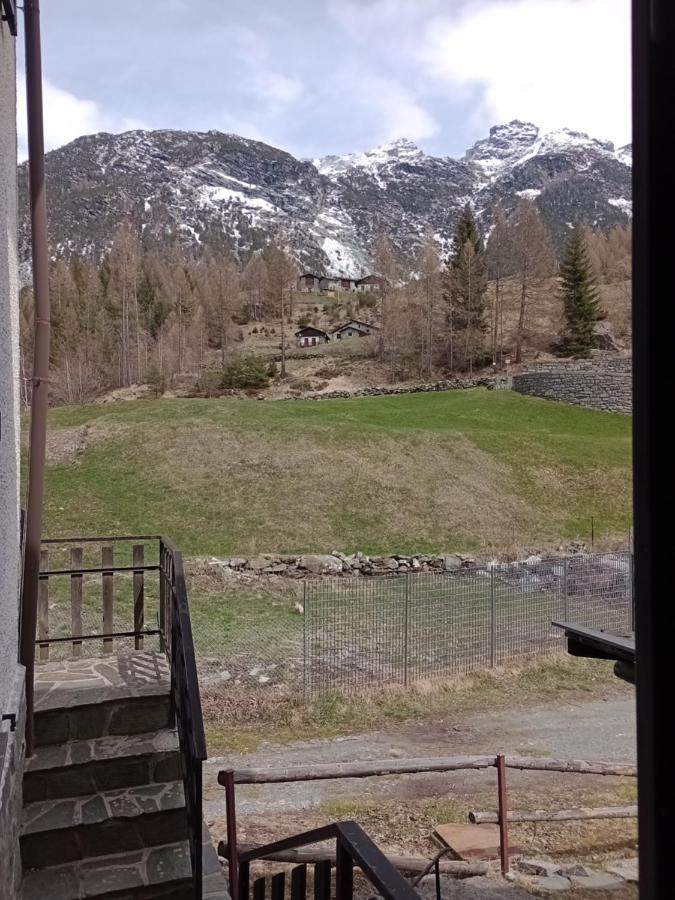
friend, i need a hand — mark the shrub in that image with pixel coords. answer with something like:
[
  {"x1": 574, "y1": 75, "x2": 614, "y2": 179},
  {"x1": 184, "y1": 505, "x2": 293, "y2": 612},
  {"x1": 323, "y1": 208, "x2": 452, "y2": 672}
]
[
  {"x1": 196, "y1": 367, "x2": 224, "y2": 398},
  {"x1": 220, "y1": 355, "x2": 273, "y2": 390},
  {"x1": 146, "y1": 365, "x2": 166, "y2": 398},
  {"x1": 252, "y1": 326, "x2": 258, "y2": 334},
  {"x1": 358, "y1": 294, "x2": 377, "y2": 310}
]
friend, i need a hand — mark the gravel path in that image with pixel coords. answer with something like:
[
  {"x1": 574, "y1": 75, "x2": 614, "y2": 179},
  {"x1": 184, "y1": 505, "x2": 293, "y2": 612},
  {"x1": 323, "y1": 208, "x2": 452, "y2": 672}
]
[{"x1": 204, "y1": 695, "x2": 636, "y2": 817}]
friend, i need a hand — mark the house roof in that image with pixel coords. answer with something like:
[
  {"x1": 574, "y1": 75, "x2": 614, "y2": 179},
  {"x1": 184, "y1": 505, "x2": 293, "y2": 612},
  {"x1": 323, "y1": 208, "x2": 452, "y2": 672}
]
[
  {"x1": 331, "y1": 319, "x2": 379, "y2": 334},
  {"x1": 299, "y1": 271, "x2": 321, "y2": 279},
  {"x1": 356, "y1": 274, "x2": 383, "y2": 284},
  {"x1": 295, "y1": 326, "x2": 329, "y2": 337}
]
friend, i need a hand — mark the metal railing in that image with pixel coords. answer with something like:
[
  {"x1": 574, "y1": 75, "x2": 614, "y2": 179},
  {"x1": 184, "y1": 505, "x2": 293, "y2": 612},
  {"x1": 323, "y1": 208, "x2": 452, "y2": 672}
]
[
  {"x1": 34, "y1": 534, "x2": 207, "y2": 895},
  {"x1": 160, "y1": 537, "x2": 208, "y2": 896},
  {"x1": 234, "y1": 822, "x2": 420, "y2": 900}
]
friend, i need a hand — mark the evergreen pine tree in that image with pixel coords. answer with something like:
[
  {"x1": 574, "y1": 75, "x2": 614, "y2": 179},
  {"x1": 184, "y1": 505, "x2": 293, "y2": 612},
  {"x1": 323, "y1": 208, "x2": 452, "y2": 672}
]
[
  {"x1": 451, "y1": 203, "x2": 484, "y2": 263},
  {"x1": 559, "y1": 226, "x2": 603, "y2": 357},
  {"x1": 442, "y1": 204, "x2": 487, "y2": 372}
]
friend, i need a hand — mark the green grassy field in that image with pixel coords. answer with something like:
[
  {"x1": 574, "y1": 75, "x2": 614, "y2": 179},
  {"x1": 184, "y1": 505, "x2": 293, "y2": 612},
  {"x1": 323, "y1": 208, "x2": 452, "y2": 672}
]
[{"x1": 36, "y1": 389, "x2": 632, "y2": 556}]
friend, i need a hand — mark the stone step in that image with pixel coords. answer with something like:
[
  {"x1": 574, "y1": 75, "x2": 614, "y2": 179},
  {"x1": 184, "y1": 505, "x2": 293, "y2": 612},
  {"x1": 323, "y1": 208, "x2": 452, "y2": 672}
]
[
  {"x1": 21, "y1": 829, "x2": 229, "y2": 899},
  {"x1": 35, "y1": 689, "x2": 173, "y2": 748},
  {"x1": 21, "y1": 780, "x2": 188, "y2": 870},
  {"x1": 24, "y1": 730, "x2": 181, "y2": 803},
  {"x1": 33, "y1": 653, "x2": 172, "y2": 747},
  {"x1": 21, "y1": 839, "x2": 194, "y2": 899}
]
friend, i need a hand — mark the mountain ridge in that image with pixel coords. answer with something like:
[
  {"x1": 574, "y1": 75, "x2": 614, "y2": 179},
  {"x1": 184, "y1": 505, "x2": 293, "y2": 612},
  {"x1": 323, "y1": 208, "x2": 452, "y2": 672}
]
[{"x1": 18, "y1": 120, "x2": 632, "y2": 279}]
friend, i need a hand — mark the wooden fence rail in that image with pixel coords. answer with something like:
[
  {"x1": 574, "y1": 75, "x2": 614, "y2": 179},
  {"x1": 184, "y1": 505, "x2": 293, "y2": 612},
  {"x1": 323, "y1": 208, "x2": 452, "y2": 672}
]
[{"x1": 36, "y1": 539, "x2": 158, "y2": 658}]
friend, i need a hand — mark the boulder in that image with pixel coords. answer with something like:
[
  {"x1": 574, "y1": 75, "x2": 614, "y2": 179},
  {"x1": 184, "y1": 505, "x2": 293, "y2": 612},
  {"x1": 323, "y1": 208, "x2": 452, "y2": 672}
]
[
  {"x1": 443, "y1": 554, "x2": 462, "y2": 571},
  {"x1": 569, "y1": 872, "x2": 624, "y2": 890},
  {"x1": 228, "y1": 558, "x2": 247, "y2": 568},
  {"x1": 298, "y1": 554, "x2": 344, "y2": 575},
  {"x1": 605, "y1": 858, "x2": 638, "y2": 883},
  {"x1": 520, "y1": 859, "x2": 563, "y2": 878},
  {"x1": 247, "y1": 555, "x2": 274, "y2": 571},
  {"x1": 383, "y1": 558, "x2": 399, "y2": 570}
]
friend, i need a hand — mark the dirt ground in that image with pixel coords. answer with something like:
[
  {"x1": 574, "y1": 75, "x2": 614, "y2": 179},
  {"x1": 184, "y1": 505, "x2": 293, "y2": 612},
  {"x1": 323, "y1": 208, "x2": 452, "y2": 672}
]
[{"x1": 206, "y1": 694, "x2": 637, "y2": 896}]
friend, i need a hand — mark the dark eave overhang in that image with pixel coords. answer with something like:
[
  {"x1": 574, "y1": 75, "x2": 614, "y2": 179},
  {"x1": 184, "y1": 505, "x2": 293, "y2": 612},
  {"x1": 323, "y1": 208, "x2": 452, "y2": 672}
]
[{"x1": 553, "y1": 620, "x2": 636, "y2": 684}]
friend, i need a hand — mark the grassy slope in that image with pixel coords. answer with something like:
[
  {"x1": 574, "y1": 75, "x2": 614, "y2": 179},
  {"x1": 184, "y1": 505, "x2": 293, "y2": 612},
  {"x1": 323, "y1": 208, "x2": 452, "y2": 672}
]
[{"x1": 40, "y1": 390, "x2": 632, "y2": 556}]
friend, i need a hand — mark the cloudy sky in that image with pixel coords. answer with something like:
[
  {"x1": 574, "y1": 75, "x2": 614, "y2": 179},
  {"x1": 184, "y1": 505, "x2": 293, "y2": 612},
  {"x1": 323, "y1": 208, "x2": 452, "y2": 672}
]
[{"x1": 17, "y1": 0, "x2": 631, "y2": 161}]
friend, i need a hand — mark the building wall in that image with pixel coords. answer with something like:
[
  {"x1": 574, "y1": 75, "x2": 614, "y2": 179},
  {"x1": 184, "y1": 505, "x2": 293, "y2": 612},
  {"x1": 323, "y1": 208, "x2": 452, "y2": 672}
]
[
  {"x1": 0, "y1": 19, "x2": 25, "y2": 898},
  {"x1": 511, "y1": 357, "x2": 632, "y2": 413}
]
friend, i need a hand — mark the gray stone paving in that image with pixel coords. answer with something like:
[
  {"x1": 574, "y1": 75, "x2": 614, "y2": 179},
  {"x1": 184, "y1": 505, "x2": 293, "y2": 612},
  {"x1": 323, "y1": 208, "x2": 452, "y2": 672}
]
[
  {"x1": 34, "y1": 652, "x2": 170, "y2": 711},
  {"x1": 23, "y1": 780, "x2": 185, "y2": 834},
  {"x1": 22, "y1": 651, "x2": 229, "y2": 897}
]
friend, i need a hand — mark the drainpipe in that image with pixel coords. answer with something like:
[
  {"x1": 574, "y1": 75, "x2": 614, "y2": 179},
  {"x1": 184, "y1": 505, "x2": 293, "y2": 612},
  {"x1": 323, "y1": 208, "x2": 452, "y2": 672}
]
[{"x1": 19, "y1": 0, "x2": 50, "y2": 756}]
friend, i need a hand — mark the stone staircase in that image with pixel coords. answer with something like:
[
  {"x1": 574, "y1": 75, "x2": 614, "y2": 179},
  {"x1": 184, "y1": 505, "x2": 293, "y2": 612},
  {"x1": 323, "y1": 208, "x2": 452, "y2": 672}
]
[{"x1": 20, "y1": 653, "x2": 227, "y2": 899}]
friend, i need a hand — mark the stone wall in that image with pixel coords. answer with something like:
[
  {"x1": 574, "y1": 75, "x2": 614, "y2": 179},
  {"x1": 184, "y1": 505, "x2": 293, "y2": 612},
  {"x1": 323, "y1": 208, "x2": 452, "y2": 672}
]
[
  {"x1": 0, "y1": 21, "x2": 25, "y2": 898},
  {"x1": 0, "y1": 668, "x2": 25, "y2": 899},
  {"x1": 209, "y1": 549, "x2": 566, "y2": 577},
  {"x1": 511, "y1": 357, "x2": 632, "y2": 413},
  {"x1": 0, "y1": 17, "x2": 22, "y2": 709},
  {"x1": 283, "y1": 376, "x2": 495, "y2": 402}
]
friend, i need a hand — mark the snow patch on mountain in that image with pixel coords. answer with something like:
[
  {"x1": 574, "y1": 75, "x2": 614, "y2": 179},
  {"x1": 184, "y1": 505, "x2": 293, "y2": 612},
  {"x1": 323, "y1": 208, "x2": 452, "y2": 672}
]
[
  {"x1": 315, "y1": 138, "x2": 423, "y2": 178},
  {"x1": 608, "y1": 197, "x2": 633, "y2": 217},
  {"x1": 516, "y1": 188, "x2": 542, "y2": 200}
]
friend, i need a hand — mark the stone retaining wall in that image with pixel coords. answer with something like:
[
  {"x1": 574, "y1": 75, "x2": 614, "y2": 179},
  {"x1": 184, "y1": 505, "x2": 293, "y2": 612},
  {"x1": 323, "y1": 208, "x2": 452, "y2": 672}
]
[
  {"x1": 208, "y1": 545, "x2": 588, "y2": 578},
  {"x1": 511, "y1": 357, "x2": 632, "y2": 413},
  {"x1": 284, "y1": 377, "x2": 494, "y2": 402}
]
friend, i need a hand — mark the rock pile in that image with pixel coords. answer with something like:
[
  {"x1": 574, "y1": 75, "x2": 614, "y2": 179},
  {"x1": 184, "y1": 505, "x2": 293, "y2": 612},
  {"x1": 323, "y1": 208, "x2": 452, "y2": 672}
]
[{"x1": 210, "y1": 551, "x2": 476, "y2": 578}]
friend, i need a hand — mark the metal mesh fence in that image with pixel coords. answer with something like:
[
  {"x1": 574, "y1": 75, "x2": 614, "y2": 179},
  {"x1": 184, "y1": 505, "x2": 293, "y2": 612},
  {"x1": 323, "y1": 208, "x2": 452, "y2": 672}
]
[
  {"x1": 304, "y1": 552, "x2": 633, "y2": 697},
  {"x1": 37, "y1": 546, "x2": 632, "y2": 698}
]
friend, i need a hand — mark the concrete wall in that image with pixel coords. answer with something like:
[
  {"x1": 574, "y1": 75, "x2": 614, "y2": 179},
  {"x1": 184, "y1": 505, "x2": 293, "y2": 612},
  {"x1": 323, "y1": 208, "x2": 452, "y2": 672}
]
[
  {"x1": 512, "y1": 357, "x2": 632, "y2": 414},
  {"x1": 0, "y1": 19, "x2": 25, "y2": 898}
]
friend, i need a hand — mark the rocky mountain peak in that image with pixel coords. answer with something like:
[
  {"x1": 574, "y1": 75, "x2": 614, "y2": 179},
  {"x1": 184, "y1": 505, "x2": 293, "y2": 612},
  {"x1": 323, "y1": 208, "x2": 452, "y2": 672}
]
[{"x1": 18, "y1": 121, "x2": 632, "y2": 281}]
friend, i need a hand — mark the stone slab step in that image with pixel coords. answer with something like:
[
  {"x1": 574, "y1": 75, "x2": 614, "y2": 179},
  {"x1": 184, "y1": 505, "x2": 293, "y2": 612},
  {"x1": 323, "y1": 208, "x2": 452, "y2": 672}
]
[
  {"x1": 21, "y1": 781, "x2": 188, "y2": 869},
  {"x1": 34, "y1": 653, "x2": 172, "y2": 747},
  {"x1": 21, "y1": 830, "x2": 229, "y2": 899},
  {"x1": 24, "y1": 730, "x2": 181, "y2": 803},
  {"x1": 21, "y1": 840, "x2": 193, "y2": 899},
  {"x1": 35, "y1": 692, "x2": 172, "y2": 748}
]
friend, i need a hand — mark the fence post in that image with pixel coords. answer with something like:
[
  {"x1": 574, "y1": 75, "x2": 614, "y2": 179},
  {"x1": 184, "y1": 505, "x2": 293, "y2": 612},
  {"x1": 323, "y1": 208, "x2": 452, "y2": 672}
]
[
  {"x1": 563, "y1": 557, "x2": 569, "y2": 621},
  {"x1": 497, "y1": 753, "x2": 510, "y2": 876},
  {"x1": 404, "y1": 574, "x2": 410, "y2": 686},
  {"x1": 71, "y1": 547, "x2": 83, "y2": 657},
  {"x1": 102, "y1": 544, "x2": 114, "y2": 653},
  {"x1": 490, "y1": 567, "x2": 496, "y2": 668},
  {"x1": 133, "y1": 544, "x2": 144, "y2": 651},
  {"x1": 302, "y1": 580, "x2": 307, "y2": 699},
  {"x1": 629, "y1": 551, "x2": 635, "y2": 632},
  {"x1": 159, "y1": 542, "x2": 166, "y2": 654},
  {"x1": 38, "y1": 549, "x2": 49, "y2": 661},
  {"x1": 223, "y1": 770, "x2": 239, "y2": 900}
]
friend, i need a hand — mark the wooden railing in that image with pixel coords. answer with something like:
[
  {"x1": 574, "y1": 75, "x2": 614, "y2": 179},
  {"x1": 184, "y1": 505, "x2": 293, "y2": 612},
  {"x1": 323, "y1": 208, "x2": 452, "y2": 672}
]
[{"x1": 37, "y1": 535, "x2": 161, "y2": 657}]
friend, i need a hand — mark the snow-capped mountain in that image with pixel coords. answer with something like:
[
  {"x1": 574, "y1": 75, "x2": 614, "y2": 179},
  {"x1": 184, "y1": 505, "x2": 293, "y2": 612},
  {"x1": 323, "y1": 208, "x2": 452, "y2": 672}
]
[{"x1": 18, "y1": 121, "x2": 632, "y2": 277}]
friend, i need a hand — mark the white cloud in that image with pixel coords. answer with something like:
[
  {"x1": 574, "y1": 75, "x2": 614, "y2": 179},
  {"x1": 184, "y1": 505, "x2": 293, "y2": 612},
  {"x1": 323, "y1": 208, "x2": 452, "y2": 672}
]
[
  {"x1": 330, "y1": 68, "x2": 439, "y2": 146},
  {"x1": 420, "y1": 0, "x2": 631, "y2": 146},
  {"x1": 16, "y1": 76, "x2": 147, "y2": 160},
  {"x1": 227, "y1": 26, "x2": 305, "y2": 110},
  {"x1": 364, "y1": 76, "x2": 439, "y2": 144}
]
